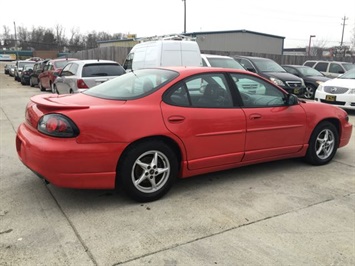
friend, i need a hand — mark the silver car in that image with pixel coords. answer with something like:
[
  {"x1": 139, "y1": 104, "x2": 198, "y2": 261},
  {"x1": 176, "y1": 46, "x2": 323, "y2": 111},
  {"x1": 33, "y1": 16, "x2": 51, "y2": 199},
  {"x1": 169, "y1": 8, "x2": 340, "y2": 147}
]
[{"x1": 53, "y1": 59, "x2": 126, "y2": 94}]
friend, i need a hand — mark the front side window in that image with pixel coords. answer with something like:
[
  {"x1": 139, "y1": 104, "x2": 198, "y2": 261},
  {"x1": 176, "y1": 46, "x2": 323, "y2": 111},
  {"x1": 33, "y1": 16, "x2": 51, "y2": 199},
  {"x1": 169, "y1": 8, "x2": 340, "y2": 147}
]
[
  {"x1": 231, "y1": 73, "x2": 286, "y2": 108},
  {"x1": 164, "y1": 73, "x2": 233, "y2": 108}
]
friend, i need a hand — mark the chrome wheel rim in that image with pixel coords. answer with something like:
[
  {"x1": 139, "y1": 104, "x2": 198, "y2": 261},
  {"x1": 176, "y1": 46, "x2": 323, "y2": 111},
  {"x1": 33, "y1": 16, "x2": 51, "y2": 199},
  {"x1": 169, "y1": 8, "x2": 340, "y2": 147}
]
[
  {"x1": 304, "y1": 86, "x2": 314, "y2": 99},
  {"x1": 315, "y1": 129, "x2": 335, "y2": 159},
  {"x1": 131, "y1": 150, "x2": 170, "y2": 193}
]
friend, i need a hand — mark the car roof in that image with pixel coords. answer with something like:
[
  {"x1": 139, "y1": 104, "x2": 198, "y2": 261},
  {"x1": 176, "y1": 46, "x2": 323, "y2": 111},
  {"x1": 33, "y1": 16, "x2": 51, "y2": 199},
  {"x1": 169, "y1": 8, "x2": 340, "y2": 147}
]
[
  {"x1": 71, "y1": 59, "x2": 119, "y2": 65},
  {"x1": 201, "y1": 54, "x2": 233, "y2": 59}
]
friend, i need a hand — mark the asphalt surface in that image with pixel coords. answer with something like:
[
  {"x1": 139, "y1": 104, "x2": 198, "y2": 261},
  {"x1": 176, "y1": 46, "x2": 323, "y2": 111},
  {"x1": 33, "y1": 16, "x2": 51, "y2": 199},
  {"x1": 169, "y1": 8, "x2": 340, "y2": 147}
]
[{"x1": 0, "y1": 61, "x2": 354, "y2": 266}]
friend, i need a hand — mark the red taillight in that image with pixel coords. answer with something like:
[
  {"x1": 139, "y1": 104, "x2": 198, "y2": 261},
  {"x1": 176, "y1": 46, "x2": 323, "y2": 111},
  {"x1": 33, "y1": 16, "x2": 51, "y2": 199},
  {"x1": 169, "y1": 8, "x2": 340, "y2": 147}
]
[
  {"x1": 38, "y1": 114, "x2": 79, "y2": 138},
  {"x1": 77, "y1": 79, "x2": 89, "y2": 89}
]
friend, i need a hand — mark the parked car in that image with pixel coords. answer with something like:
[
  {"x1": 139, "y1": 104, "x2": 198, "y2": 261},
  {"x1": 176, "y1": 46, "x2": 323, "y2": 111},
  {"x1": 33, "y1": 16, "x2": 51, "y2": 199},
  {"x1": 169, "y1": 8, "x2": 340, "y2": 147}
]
[
  {"x1": 29, "y1": 60, "x2": 49, "y2": 87},
  {"x1": 53, "y1": 59, "x2": 126, "y2": 94},
  {"x1": 8, "y1": 64, "x2": 16, "y2": 77},
  {"x1": 314, "y1": 68, "x2": 355, "y2": 110},
  {"x1": 201, "y1": 54, "x2": 244, "y2": 69},
  {"x1": 234, "y1": 56, "x2": 306, "y2": 97},
  {"x1": 16, "y1": 67, "x2": 352, "y2": 202},
  {"x1": 20, "y1": 65, "x2": 34, "y2": 85},
  {"x1": 282, "y1": 65, "x2": 330, "y2": 99},
  {"x1": 303, "y1": 60, "x2": 355, "y2": 78},
  {"x1": 4, "y1": 63, "x2": 14, "y2": 74},
  {"x1": 38, "y1": 58, "x2": 78, "y2": 91},
  {"x1": 14, "y1": 60, "x2": 36, "y2": 82}
]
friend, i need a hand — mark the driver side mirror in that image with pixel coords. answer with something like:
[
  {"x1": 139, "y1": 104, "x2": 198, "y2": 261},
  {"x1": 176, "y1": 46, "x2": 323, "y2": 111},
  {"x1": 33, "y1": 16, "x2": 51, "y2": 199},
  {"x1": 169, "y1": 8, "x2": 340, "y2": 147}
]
[{"x1": 285, "y1": 94, "x2": 298, "y2": 106}]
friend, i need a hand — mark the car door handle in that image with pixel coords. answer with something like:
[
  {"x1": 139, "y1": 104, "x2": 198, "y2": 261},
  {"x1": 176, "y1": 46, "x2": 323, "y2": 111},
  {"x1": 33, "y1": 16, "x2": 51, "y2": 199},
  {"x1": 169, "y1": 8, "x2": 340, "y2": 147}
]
[
  {"x1": 249, "y1": 114, "x2": 262, "y2": 120},
  {"x1": 168, "y1": 115, "x2": 185, "y2": 123}
]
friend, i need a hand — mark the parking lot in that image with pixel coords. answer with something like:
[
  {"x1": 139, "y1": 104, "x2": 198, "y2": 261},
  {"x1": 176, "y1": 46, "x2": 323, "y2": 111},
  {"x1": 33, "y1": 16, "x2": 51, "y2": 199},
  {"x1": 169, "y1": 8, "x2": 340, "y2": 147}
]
[{"x1": 0, "y1": 61, "x2": 354, "y2": 265}]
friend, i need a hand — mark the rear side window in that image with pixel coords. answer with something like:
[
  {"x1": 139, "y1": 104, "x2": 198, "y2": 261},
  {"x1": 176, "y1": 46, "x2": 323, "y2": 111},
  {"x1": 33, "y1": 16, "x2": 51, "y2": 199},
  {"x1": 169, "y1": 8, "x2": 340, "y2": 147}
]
[
  {"x1": 314, "y1": 62, "x2": 328, "y2": 72},
  {"x1": 304, "y1": 61, "x2": 316, "y2": 67},
  {"x1": 82, "y1": 64, "x2": 125, "y2": 77}
]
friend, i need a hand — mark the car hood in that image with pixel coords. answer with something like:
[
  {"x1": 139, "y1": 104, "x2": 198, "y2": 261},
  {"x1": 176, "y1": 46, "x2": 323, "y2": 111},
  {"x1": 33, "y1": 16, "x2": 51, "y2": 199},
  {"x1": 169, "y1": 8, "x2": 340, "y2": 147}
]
[
  {"x1": 304, "y1": 76, "x2": 330, "y2": 82},
  {"x1": 321, "y1": 78, "x2": 355, "y2": 87},
  {"x1": 261, "y1": 72, "x2": 302, "y2": 81}
]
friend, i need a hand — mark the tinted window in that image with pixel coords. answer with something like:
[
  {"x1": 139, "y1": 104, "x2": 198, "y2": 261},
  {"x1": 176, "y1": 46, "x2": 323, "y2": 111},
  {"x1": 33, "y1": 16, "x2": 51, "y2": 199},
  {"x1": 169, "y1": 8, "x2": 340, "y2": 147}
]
[
  {"x1": 82, "y1": 63, "x2": 125, "y2": 77},
  {"x1": 304, "y1": 61, "x2": 316, "y2": 67},
  {"x1": 314, "y1": 62, "x2": 328, "y2": 72}
]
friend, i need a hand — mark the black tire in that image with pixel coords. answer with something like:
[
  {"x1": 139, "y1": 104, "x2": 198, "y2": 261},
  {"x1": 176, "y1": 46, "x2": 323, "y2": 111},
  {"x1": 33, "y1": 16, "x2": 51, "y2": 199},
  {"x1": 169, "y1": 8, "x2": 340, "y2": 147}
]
[
  {"x1": 304, "y1": 84, "x2": 316, "y2": 99},
  {"x1": 52, "y1": 84, "x2": 58, "y2": 94},
  {"x1": 117, "y1": 140, "x2": 178, "y2": 202},
  {"x1": 305, "y1": 121, "x2": 339, "y2": 165},
  {"x1": 39, "y1": 81, "x2": 45, "y2": 91}
]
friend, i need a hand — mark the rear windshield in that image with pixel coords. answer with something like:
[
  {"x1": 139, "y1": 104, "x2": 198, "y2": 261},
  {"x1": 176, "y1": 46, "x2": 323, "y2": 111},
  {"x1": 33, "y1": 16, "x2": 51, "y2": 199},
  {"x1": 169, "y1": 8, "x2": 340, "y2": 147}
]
[
  {"x1": 84, "y1": 68, "x2": 179, "y2": 100},
  {"x1": 82, "y1": 64, "x2": 125, "y2": 77},
  {"x1": 54, "y1": 60, "x2": 75, "y2": 69}
]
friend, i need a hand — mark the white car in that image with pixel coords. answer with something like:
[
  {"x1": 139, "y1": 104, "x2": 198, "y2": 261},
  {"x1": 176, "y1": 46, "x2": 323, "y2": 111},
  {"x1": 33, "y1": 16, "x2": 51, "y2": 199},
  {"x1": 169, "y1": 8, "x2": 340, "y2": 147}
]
[
  {"x1": 315, "y1": 68, "x2": 355, "y2": 110},
  {"x1": 53, "y1": 60, "x2": 126, "y2": 94}
]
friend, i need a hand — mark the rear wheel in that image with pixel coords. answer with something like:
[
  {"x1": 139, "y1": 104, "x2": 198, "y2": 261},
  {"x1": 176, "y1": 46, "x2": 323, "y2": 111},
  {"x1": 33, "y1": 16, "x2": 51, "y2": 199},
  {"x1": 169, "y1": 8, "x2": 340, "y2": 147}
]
[
  {"x1": 305, "y1": 121, "x2": 338, "y2": 165},
  {"x1": 117, "y1": 141, "x2": 178, "y2": 202}
]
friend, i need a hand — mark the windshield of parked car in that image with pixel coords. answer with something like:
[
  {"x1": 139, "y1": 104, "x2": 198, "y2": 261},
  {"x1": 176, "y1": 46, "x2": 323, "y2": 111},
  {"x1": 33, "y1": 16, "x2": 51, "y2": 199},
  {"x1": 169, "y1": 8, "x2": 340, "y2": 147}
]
[
  {"x1": 298, "y1": 66, "x2": 324, "y2": 77},
  {"x1": 84, "y1": 69, "x2": 179, "y2": 100},
  {"x1": 252, "y1": 58, "x2": 286, "y2": 73},
  {"x1": 207, "y1": 58, "x2": 245, "y2": 70},
  {"x1": 339, "y1": 68, "x2": 355, "y2": 79},
  {"x1": 343, "y1": 63, "x2": 355, "y2": 71}
]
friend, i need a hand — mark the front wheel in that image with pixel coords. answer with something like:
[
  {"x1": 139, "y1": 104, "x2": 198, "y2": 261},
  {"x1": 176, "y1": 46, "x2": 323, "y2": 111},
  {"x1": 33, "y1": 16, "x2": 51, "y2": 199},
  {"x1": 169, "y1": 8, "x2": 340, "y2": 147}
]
[
  {"x1": 305, "y1": 121, "x2": 339, "y2": 165},
  {"x1": 117, "y1": 141, "x2": 178, "y2": 202},
  {"x1": 303, "y1": 85, "x2": 316, "y2": 99}
]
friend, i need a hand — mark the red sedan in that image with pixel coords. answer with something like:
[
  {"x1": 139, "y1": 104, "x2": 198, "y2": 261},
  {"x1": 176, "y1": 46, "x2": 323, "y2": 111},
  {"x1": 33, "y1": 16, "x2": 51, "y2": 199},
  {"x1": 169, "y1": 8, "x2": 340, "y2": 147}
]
[{"x1": 16, "y1": 67, "x2": 353, "y2": 202}]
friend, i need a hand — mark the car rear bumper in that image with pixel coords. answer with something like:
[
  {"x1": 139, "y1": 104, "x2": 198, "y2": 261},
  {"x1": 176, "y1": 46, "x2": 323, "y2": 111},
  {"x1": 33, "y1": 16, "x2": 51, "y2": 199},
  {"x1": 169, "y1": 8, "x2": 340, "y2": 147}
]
[{"x1": 16, "y1": 123, "x2": 126, "y2": 189}]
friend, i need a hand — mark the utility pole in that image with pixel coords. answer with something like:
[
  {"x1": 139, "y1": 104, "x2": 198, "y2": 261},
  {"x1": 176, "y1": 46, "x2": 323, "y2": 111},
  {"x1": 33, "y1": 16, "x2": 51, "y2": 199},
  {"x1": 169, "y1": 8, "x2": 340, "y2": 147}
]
[
  {"x1": 182, "y1": 0, "x2": 186, "y2": 34},
  {"x1": 340, "y1": 16, "x2": 348, "y2": 47},
  {"x1": 13, "y1": 21, "x2": 17, "y2": 50}
]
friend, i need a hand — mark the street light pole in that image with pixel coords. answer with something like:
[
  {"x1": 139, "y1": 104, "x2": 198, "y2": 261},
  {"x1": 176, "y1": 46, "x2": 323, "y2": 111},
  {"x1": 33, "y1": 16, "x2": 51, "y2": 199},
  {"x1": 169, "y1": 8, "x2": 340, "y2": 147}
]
[
  {"x1": 308, "y1": 35, "x2": 315, "y2": 56},
  {"x1": 184, "y1": 0, "x2": 186, "y2": 33}
]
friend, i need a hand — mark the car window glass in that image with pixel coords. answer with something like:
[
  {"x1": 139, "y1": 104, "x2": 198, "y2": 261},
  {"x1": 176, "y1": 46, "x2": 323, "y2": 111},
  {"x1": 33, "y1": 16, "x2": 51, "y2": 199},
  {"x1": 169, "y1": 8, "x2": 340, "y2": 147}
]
[
  {"x1": 69, "y1": 63, "x2": 79, "y2": 75},
  {"x1": 238, "y1": 59, "x2": 254, "y2": 71},
  {"x1": 304, "y1": 61, "x2": 316, "y2": 67},
  {"x1": 164, "y1": 73, "x2": 233, "y2": 108},
  {"x1": 61, "y1": 64, "x2": 74, "y2": 76},
  {"x1": 314, "y1": 62, "x2": 328, "y2": 72},
  {"x1": 329, "y1": 63, "x2": 343, "y2": 74},
  {"x1": 82, "y1": 64, "x2": 124, "y2": 77},
  {"x1": 283, "y1": 67, "x2": 298, "y2": 76},
  {"x1": 84, "y1": 69, "x2": 178, "y2": 100},
  {"x1": 231, "y1": 73, "x2": 285, "y2": 108}
]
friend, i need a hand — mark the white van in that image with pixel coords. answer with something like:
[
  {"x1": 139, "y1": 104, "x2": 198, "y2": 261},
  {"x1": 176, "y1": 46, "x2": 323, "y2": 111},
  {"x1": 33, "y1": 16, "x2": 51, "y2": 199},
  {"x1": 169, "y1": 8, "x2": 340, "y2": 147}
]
[{"x1": 123, "y1": 38, "x2": 202, "y2": 71}]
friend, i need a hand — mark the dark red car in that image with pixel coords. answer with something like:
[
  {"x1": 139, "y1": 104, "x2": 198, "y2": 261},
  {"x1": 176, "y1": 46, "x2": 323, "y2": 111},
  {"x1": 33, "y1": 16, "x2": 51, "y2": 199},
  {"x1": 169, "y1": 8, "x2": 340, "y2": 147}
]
[
  {"x1": 38, "y1": 58, "x2": 77, "y2": 92},
  {"x1": 16, "y1": 67, "x2": 353, "y2": 202}
]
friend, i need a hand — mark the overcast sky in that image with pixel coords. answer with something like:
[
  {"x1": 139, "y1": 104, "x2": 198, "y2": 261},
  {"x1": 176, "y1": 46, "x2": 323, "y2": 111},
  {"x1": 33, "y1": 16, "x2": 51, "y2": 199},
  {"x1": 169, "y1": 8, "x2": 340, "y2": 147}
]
[{"x1": 1, "y1": 0, "x2": 354, "y2": 48}]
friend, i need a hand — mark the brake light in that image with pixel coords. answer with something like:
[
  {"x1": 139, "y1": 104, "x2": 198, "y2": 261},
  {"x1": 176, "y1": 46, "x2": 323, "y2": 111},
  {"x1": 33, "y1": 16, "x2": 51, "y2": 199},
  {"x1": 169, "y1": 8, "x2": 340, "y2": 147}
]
[
  {"x1": 38, "y1": 114, "x2": 79, "y2": 138},
  {"x1": 77, "y1": 79, "x2": 89, "y2": 89}
]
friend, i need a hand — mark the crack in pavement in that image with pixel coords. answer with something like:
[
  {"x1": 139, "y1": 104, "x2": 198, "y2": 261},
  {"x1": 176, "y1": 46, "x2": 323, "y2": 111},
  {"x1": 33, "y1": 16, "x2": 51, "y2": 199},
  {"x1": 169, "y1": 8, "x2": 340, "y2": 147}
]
[{"x1": 111, "y1": 193, "x2": 353, "y2": 265}]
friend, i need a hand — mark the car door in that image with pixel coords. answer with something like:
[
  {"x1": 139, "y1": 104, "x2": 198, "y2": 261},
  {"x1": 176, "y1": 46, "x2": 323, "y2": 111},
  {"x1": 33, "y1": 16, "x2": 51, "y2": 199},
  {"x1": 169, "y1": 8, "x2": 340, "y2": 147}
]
[
  {"x1": 161, "y1": 72, "x2": 247, "y2": 170},
  {"x1": 230, "y1": 73, "x2": 307, "y2": 161},
  {"x1": 54, "y1": 63, "x2": 74, "y2": 94}
]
